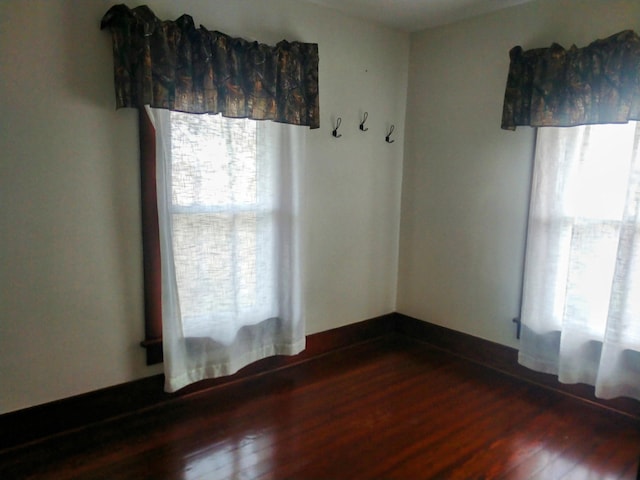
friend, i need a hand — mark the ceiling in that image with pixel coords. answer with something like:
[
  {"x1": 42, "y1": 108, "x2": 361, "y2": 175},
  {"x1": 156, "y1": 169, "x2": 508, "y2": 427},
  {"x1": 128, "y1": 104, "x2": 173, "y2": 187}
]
[{"x1": 305, "y1": 0, "x2": 536, "y2": 32}]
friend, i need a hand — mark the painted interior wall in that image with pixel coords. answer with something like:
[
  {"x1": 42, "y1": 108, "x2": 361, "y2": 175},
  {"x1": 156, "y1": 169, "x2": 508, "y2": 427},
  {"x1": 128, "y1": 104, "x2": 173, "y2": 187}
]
[
  {"x1": 398, "y1": 0, "x2": 640, "y2": 348},
  {"x1": 4, "y1": 0, "x2": 639, "y2": 416},
  {"x1": 0, "y1": 0, "x2": 408, "y2": 413}
]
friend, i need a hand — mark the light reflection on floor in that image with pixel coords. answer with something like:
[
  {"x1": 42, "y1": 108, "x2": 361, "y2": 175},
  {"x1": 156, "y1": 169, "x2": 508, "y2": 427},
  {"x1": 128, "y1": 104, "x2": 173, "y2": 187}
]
[
  {"x1": 504, "y1": 435, "x2": 622, "y2": 480},
  {"x1": 182, "y1": 432, "x2": 273, "y2": 480}
]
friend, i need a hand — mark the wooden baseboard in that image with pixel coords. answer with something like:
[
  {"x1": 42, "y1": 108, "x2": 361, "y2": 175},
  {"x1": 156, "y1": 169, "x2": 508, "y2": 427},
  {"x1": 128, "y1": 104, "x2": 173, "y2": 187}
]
[
  {"x1": 0, "y1": 314, "x2": 395, "y2": 452},
  {"x1": 3, "y1": 312, "x2": 638, "y2": 453},
  {"x1": 394, "y1": 313, "x2": 640, "y2": 420}
]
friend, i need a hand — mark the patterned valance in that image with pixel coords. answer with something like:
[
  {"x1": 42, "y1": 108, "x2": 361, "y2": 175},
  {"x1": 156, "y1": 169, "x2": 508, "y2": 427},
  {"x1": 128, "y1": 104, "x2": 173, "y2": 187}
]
[
  {"x1": 501, "y1": 30, "x2": 640, "y2": 130},
  {"x1": 101, "y1": 4, "x2": 319, "y2": 129}
]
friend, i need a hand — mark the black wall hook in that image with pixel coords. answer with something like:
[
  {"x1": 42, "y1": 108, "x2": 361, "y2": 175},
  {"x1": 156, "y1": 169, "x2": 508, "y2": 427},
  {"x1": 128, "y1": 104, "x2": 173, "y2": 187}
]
[
  {"x1": 332, "y1": 117, "x2": 342, "y2": 138},
  {"x1": 385, "y1": 124, "x2": 395, "y2": 143},
  {"x1": 359, "y1": 112, "x2": 369, "y2": 131}
]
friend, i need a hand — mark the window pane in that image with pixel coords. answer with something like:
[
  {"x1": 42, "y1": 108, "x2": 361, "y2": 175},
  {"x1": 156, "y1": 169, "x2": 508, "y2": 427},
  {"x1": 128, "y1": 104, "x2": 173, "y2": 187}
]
[
  {"x1": 567, "y1": 122, "x2": 637, "y2": 221},
  {"x1": 170, "y1": 112, "x2": 258, "y2": 208}
]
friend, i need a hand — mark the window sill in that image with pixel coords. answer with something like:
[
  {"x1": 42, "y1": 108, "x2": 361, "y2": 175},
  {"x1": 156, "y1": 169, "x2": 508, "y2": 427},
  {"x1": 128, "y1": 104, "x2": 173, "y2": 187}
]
[{"x1": 140, "y1": 338, "x2": 163, "y2": 365}]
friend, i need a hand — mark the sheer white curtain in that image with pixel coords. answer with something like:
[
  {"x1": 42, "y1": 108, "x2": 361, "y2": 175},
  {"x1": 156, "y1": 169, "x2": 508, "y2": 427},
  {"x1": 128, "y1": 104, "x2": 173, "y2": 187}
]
[
  {"x1": 147, "y1": 107, "x2": 306, "y2": 392},
  {"x1": 519, "y1": 122, "x2": 640, "y2": 401}
]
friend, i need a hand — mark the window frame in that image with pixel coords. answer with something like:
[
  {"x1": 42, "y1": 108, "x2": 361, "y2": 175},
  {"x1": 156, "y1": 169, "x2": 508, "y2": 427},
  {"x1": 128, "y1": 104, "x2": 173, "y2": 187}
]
[
  {"x1": 138, "y1": 108, "x2": 163, "y2": 365},
  {"x1": 137, "y1": 108, "x2": 277, "y2": 364}
]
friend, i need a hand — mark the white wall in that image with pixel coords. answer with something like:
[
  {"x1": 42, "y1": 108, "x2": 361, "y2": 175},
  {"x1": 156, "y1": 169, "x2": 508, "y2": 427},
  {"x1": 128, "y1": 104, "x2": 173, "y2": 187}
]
[
  {"x1": 0, "y1": 0, "x2": 408, "y2": 413},
  {"x1": 5, "y1": 0, "x2": 637, "y2": 416},
  {"x1": 398, "y1": 0, "x2": 640, "y2": 348}
]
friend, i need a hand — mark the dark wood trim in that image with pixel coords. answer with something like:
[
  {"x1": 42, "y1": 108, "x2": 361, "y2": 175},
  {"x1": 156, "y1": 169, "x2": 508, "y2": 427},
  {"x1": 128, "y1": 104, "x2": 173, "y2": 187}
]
[
  {"x1": 138, "y1": 107, "x2": 163, "y2": 365},
  {"x1": 394, "y1": 313, "x2": 640, "y2": 420},
  {"x1": 4, "y1": 312, "x2": 638, "y2": 454},
  {"x1": 139, "y1": 338, "x2": 163, "y2": 366},
  {"x1": 0, "y1": 314, "x2": 395, "y2": 453}
]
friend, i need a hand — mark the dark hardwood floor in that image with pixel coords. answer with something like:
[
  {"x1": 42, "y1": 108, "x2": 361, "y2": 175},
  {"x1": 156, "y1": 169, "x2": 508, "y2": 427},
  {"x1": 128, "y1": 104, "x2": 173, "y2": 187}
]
[{"x1": 1, "y1": 335, "x2": 639, "y2": 479}]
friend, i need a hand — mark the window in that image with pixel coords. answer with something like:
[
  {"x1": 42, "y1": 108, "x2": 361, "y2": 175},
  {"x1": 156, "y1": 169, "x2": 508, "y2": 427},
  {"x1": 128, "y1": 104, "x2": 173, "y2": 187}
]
[
  {"x1": 100, "y1": 5, "x2": 318, "y2": 389},
  {"x1": 148, "y1": 108, "x2": 305, "y2": 392},
  {"x1": 169, "y1": 112, "x2": 274, "y2": 343},
  {"x1": 519, "y1": 122, "x2": 640, "y2": 400}
]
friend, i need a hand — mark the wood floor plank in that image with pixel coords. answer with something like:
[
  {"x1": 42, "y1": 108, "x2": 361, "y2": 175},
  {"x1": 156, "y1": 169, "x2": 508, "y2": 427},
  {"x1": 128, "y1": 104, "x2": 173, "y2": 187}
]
[{"x1": 1, "y1": 336, "x2": 639, "y2": 479}]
